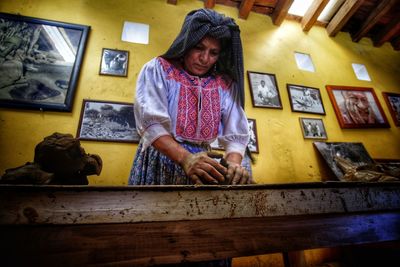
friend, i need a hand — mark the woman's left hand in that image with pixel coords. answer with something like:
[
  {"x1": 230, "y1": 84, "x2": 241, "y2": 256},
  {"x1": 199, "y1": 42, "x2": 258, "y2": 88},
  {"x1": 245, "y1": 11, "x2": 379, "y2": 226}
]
[{"x1": 225, "y1": 161, "x2": 253, "y2": 185}]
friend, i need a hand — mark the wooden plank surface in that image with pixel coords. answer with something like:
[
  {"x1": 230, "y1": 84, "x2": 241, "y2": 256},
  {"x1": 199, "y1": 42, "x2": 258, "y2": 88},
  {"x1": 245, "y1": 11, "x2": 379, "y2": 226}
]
[
  {"x1": 1, "y1": 182, "x2": 400, "y2": 225},
  {"x1": 1, "y1": 182, "x2": 399, "y2": 266},
  {"x1": 1, "y1": 212, "x2": 399, "y2": 266}
]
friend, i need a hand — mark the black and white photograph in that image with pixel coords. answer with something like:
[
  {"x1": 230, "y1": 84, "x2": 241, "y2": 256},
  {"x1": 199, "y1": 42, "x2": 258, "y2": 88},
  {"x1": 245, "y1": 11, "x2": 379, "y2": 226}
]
[
  {"x1": 247, "y1": 71, "x2": 282, "y2": 109},
  {"x1": 313, "y1": 142, "x2": 375, "y2": 181},
  {"x1": 0, "y1": 12, "x2": 90, "y2": 111},
  {"x1": 211, "y1": 119, "x2": 259, "y2": 153},
  {"x1": 77, "y1": 99, "x2": 140, "y2": 143},
  {"x1": 287, "y1": 84, "x2": 325, "y2": 114},
  {"x1": 299, "y1": 117, "x2": 327, "y2": 139},
  {"x1": 99, "y1": 48, "x2": 129, "y2": 77}
]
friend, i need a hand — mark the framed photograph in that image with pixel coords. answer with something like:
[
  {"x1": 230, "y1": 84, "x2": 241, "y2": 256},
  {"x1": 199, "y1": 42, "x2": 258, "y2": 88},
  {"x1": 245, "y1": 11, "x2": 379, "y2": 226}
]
[
  {"x1": 313, "y1": 142, "x2": 375, "y2": 181},
  {"x1": 326, "y1": 85, "x2": 390, "y2": 128},
  {"x1": 299, "y1": 117, "x2": 327, "y2": 139},
  {"x1": 287, "y1": 84, "x2": 325, "y2": 115},
  {"x1": 247, "y1": 71, "x2": 282, "y2": 109},
  {"x1": 77, "y1": 99, "x2": 140, "y2": 143},
  {"x1": 382, "y1": 92, "x2": 400, "y2": 127},
  {"x1": 0, "y1": 12, "x2": 90, "y2": 111},
  {"x1": 211, "y1": 118, "x2": 259, "y2": 153},
  {"x1": 99, "y1": 48, "x2": 129, "y2": 77}
]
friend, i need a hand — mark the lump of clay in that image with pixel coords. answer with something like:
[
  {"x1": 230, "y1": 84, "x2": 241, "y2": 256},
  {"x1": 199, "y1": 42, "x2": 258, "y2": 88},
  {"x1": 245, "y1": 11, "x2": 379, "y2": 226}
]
[{"x1": 0, "y1": 132, "x2": 102, "y2": 185}]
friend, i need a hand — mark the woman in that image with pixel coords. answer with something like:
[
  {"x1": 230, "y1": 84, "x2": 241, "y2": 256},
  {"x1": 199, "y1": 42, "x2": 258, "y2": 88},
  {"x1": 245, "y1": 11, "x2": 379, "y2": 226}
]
[{"x1": 129, "y1": 8, "x2": 252, "y2": 187}]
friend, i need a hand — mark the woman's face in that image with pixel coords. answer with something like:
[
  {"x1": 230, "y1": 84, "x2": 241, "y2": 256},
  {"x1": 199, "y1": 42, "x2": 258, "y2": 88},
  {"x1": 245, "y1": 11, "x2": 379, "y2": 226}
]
[{"x1": 183, "y1": 35, "x2": 221, "y2": 76}]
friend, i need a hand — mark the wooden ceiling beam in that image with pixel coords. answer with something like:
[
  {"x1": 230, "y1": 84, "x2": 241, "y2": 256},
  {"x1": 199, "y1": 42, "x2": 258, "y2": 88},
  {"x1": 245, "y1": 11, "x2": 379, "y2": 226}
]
[
  {"x1": 239, "y1": 0, "x2": 256, "y2": 19},
  {"x1": 271, "y1": 0, "x2": 294, "y2": 26},
  {"x1": 204, "y1": 0, "x2": 216, "y2": 9},
  {"x1": 167, "y1": 0, "x2": 177, "y2": 5},
  {"x1": 352, "y1": 0, "x2": 397, "y2": 42},
  {"x1": 326, "y1": 0, "x2": 364, "y2": 37},
  {"x1": 373, "y1": 15, "x2": 400, "y2": 47},
  {"x1": 301, "y1": 0, "x2": 330, "y2": 32}
]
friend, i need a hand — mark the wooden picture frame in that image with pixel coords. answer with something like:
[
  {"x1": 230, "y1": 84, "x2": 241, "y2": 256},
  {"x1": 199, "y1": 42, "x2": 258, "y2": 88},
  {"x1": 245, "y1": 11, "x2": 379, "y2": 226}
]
[
  {"x1": 247, "y1": 71, "x2": 282, "y2": 109},
  {"x1": 382, "y1": 92, "x2": 400, "y2": 127},
  {"x1": 299, "y1": 117, "x2": 327, "y2": 140},
  {"x1": 0, "y1": 12, "x2": 90, "y2": 111},
  {"x1": 210, "y1": 118, "x2": 259, "y2": 153},
  {"x1": 326, "y1": 85, "x2": 390, "y2": 128},
  {"x1": 287, "y1": 84, "x2": 326, "y2": 115},
  {"x1": 76, "y1": 99, "x2": 140, "y2": 143},
  {"x1": 99, "y1": 48, "x2": 129, "y2": 77}
]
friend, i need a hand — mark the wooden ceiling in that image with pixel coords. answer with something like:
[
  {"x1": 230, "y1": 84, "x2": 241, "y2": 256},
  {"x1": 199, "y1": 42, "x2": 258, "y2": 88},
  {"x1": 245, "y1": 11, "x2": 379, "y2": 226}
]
[{"x1": 167, "y1": 0, "x2": 400, "y2": 51}]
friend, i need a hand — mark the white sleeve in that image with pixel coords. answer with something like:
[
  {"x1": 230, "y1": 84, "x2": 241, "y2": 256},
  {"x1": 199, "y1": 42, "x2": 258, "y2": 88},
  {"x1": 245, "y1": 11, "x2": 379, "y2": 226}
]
[
  {"x1": 219, "y1": 82, "x2": 250, "y2": 157},
  {"x1": 134, "y1": 58, "x2": 171, "y2": 150}
]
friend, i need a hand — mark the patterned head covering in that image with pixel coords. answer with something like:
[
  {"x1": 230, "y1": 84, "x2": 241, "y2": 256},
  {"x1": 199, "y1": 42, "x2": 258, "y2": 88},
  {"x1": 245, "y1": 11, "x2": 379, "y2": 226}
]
[{"x1": 162, "y1": 8, "x2": 245, "y2": 108}]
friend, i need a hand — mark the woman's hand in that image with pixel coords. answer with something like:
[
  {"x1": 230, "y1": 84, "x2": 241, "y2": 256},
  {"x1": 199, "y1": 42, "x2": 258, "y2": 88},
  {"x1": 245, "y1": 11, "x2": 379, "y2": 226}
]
[
  {"x1": 224, "y1": 153, "x2": 255, "y2": 185},
  {"x1": 181, "y1": 151, "x2": 227, "y2": 185}
]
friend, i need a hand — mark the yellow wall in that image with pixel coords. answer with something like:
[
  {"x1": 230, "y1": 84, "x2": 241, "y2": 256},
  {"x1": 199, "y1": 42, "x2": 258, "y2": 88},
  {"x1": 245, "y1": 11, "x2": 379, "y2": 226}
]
[{"x1": 1, "y1": 0, "x2": 400, "y2": 185}]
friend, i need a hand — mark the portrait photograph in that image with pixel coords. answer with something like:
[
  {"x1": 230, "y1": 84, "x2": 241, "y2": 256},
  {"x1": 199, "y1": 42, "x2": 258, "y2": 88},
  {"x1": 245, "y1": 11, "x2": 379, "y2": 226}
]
[
  {"x1": 247, "y1": 71, "x2": 282, "y2": 109},
  {"x1": 382, "y1": 92, "x2": 400, "y2": 127},
  {"x1": 211, "y1": 119, "x2": 259, "y2": 153},
  {"x1": 99, "y1": 48, "x2": 129, "y2": 77},
  {"x1": 287, "y1": 84, "x2": 325, "y2": 115},
  {"x1": 0, "y1": 12, "x2": 90, "y2": 111},
  {"x1": 299, "y1": 118, "x2": 327, "y2": 140},
  {"x1": 77, "y1": 99, "x2": 140, "y2": 143},
  {"x1": 326, "y1": 85, "x2": 390, "y2": 128}
]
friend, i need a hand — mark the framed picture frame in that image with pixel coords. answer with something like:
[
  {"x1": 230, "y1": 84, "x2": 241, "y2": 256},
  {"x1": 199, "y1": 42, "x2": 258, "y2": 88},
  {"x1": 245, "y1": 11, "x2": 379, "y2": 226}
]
[
  {"x1": 210, "y1": 118, "x2": 259, "y2": 153},
  {"x1": 76, "y1": 99, "x2": 140, "y2": 143},
  {"x1": 326, "y1": 85, "x2": 390, "y2": 128},
  {"x1": 299, "y1": 117, "x2": 327, "y2": 139},
  {"x1": 99, "y1": 48, "x2": 129, "y2": 77},
  {"x1": 0, "y1": 12, "x2": 90, "y2": 111},
  {"x1": 313, "y1": 142, "x2": 375, "y2": 181},
  {"x1": 382, "y1": 92, "x2": 400, "y2": 127},
  {"x1": 247, "y1": 71, "x2": 282, "y2": 109},
  {"x1": 287, "y1": 84, "x2": 325, "y2": 115},
  {"x1": 247, "y1": 118, "x2": 259, "y2": 153}
]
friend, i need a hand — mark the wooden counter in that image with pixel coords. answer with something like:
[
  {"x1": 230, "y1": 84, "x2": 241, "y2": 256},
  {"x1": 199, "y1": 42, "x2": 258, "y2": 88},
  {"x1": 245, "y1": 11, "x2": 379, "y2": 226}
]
[{"x1": 1, "y1": 182, "x2": 399, "y2": 266}]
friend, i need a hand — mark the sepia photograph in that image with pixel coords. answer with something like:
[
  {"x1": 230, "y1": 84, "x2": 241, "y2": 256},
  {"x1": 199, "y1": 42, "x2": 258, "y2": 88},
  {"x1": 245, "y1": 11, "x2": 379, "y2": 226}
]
[
  {"x1": 287, "y1": 84, "x2": 325, "y2": 115},
  {"x1": 77, "y1": 99, "x2": 140, "y2": 143},
  {"x1": 382, "y1": 92, "x2": 400, "y2": 127},
  {"x1": 326, "y1": 85, "x2": 390, "y2": 128},
  {"x1": 99, "y1": 48, "x2": 129, "y2": 77},
  {"x1": 299, "y1": 117, "x2": 327, "y2": 139},
  {"x1": 247, "y1": 71, "x2": 282, "y2": 109},
  {"x1": 0, "y1": 12, "x2": 90, "y2": 111}
]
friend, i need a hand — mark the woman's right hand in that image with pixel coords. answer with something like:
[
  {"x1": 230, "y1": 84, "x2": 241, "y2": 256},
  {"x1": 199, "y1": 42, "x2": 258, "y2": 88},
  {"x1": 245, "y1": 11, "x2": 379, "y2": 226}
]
[{"x1": 181, "y1": 151, "x2": 227, "y2": 185}]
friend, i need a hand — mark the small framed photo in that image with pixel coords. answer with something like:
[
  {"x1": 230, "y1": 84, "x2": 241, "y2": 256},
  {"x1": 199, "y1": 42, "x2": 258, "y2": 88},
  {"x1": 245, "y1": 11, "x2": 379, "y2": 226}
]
[
  {"x1": 247, "y1": 118, "x2": 259, "y2": 153},
  {"x1": 77, "y1": 99, "x2": 140, "y2": 143},
  {"x1": 99, "y1": 48, "x2": 129, "y2": 77},
  {"x1": 210, "y1": 119, "x2": 259, "y2": 153},
  {"x1": 382, "y1": 92, "x2": 400, "y2": 127},
  {"x1": 247, "y1": 71, "x2": 282, "y2": 109},
  {"x1": 0, "y1": 12, "x2": 90, "y2": 111},
  {"x1": 326, "y1": 85, "x2": 390, "y2": 129},
  {"x1": 299, "y1": 117, "x2": 327, "y2": 139},
  {"x1": 287, "y1": 84, "x2": 326, "y2": 115}
]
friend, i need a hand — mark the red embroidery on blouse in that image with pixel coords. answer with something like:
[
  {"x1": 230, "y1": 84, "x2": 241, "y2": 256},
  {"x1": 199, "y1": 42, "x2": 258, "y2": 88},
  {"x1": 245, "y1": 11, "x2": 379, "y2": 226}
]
[{"x1": 158, "y1": 57, "x2": 229, "y2": 141}]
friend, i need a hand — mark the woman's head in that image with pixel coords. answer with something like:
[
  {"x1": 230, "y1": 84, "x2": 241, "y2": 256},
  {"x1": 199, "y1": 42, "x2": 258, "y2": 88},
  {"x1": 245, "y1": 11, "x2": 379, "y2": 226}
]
[{"x1": 183, "y1": 35, "x2": 221, "y2": 76}]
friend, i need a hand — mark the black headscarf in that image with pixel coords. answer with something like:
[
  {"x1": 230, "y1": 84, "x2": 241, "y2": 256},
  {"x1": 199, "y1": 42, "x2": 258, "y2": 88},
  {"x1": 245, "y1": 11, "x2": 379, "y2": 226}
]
[{"x1": 162, "y1": 8, "x2": 245, "y2": 108}]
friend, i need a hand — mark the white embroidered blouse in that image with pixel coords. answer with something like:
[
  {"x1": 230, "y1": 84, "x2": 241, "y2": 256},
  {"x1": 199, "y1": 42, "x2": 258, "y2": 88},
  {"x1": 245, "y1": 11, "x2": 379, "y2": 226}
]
[{"x1": 134, "y1": 57, "x2": 249, "y2": 157}]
